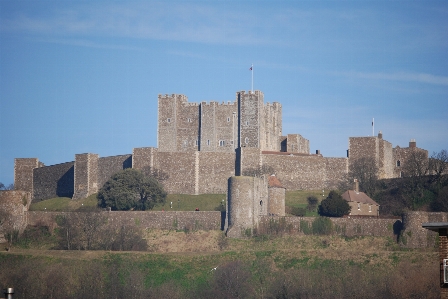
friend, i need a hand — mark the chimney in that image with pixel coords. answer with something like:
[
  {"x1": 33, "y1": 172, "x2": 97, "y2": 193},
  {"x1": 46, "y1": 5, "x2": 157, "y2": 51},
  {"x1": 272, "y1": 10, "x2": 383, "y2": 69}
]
[
  {"x1": 354, "y1": 179, "x2": 359, "y2": 193},
  {"x1": 378, "y1": 131, "x2": 383, "y2": 139},
  {"x1": 409, "y1": 139, "x2": 416, "y2": 148}
]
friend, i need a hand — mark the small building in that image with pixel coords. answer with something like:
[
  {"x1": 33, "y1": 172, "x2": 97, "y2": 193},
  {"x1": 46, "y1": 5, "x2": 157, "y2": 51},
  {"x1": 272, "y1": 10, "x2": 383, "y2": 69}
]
[
  {"x1": 422, "y1": 222, "x2": 448, "y2": 299},
  {"x1": 341, "y1": 180, "x2": 379, "y2": 217}
]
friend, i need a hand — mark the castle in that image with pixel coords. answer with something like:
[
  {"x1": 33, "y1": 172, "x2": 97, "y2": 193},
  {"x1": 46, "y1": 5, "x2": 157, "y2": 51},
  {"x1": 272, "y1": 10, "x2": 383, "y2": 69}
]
[{"x1": 13, "y1": 90, "x2": 428, "y2": 201}]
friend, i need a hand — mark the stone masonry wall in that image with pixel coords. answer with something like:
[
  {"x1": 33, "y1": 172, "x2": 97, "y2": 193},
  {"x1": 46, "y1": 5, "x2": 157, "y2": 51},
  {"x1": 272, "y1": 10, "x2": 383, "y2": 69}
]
[
  {"x1": 197, "y1": 152, "x2": 235, "y2": 194},
  {"x1": 14, "y1": 158, "x2": 40, "y2": 193},
  {"x1": 263, "y1": 102, "x2": 282, "y2": 151},
  {"x1": 98, "y1": 154, "x2": 132, "y2": 189},
  {"x1": 26, "y1": 210, "x2": 222, "y2": 231},
  {"x1": 349, "y1": 137, "x2": 379, "y2": 165},
  {"x1": 158, "y1": 94, "x2": 189, "y2": 152},
  {"x1": 268, "y1": 186, "x2": 285, "y2": 216},
  {"x1": 132, "y1": 147, "x2": 157, "y2": 170},
  {"x1": 402, "y1": 211, "x2": 446, "y2": 248},
  {"x1": 324, "y1": 157, "x2": 348, "y2": 188},
  {"x1": 239, "y1": 91, "x2": 263, "y2": 149},
  {"x1": 73, "y1": 153, "x2": 99, "y2": 200},
  {"x1": 379, "y1": 138, "x2": 394, "y2": 179},
  {"x1": 0, "y1": 191, "x2": 31, "y2": 242},
  {"x1": 258, "y1": 216, "x2": 399, "y2": 238},
  {"x1": 262, "y1": 153, "x2": 326, "y2": 190},
  {"x1": 200, "y1": 101, "x2": 238, "y2": 152},
  {"x1": 156, "y1": 152, "x2": 196, "y2": 194},
  {"x1": 33, "y1": 162, "x2": 74, "y2": 201}
]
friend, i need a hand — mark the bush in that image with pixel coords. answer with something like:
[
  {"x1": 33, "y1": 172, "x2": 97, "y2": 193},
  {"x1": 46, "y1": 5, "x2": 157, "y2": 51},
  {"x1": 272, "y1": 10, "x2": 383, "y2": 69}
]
[
  {"x1": 312, "y1": 216, "x2": 333, "y2": 235},
  {"x1": 98, "y1": 169, "x2": 166, "y2": 211},
  {"x1": 318, "y1": 190, "x2": 351, "y2": 217},
  {"x1": 307, "y1": 196, "x2": 319, "y2": 211},
  {"x1": 290, "y1": 206, "x2": 306, "y2": 217}
]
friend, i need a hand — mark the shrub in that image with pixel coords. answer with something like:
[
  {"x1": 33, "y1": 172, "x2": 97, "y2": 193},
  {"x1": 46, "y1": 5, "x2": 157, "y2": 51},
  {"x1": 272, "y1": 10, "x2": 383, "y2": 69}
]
[
  {"x1": 312, "y1": 216, "x2": 333, "y2": 235},
  {"x1": 318, "y1": 190, "x2": 351, "y2": 217},
  {"x1": 290, "y1": 206, "x2": 306, "y2": 217}
]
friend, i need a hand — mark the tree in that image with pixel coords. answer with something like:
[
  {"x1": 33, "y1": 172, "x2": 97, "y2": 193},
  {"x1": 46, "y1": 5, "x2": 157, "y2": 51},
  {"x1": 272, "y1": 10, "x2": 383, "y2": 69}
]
[
  {"x1": 98, "y1": 169, "x2": 166, "y2": 211},
  {"x1": 0, "y1": 182, "x2": 14, "y2": 190},
  {"x1": 429, "y1": 149, "x2": 448, "y2": 188},
  {"x1": 318, "y1": 190, "x2": 351, "y2": 217},
  {"x1": 307, "y1": 195, "x2": 319, "y2": 212},
  {"x1": 347, "y1": 157, "x2": 378, "y2": 196}
]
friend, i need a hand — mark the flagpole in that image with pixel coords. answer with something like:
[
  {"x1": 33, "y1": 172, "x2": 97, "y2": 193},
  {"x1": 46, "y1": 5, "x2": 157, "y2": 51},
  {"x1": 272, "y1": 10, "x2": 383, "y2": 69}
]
[{"x1": 372, "y1": 118, "x2": 374, "y2": 136}]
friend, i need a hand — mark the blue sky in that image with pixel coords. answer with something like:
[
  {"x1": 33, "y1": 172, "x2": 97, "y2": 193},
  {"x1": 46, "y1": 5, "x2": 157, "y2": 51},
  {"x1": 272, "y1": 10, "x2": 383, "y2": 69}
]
[{"x1": 1, "y1": 1, "x2": 447, "y2": 185}]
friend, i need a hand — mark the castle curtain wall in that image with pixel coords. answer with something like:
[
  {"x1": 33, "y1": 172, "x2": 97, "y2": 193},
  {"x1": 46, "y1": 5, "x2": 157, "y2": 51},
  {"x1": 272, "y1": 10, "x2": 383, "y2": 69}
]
[
  {"x1": 14, "y1": 158, "x2": 40, "y2": 193},
  {"x1": 324, "y1": 157, "x2": 348, "y2": 188},
  {"x1": 97, "y1": 155, "x2": 132, "y2": 188},
  {"x1": 261, "y1": 154, "x2": 326, "y2": 190},
  {"x1": 197, "y1": 152, "x2": 235, "y2": 194},
  {"x1": 33, "y1": 162, "x2": 74, "y2": 201}
]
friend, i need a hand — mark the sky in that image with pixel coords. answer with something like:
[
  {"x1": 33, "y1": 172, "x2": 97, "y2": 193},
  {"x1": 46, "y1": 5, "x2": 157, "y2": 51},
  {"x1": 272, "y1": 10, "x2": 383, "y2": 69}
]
[{"x1": 1, "y1": 0, "x2": 447, "y2": 185}]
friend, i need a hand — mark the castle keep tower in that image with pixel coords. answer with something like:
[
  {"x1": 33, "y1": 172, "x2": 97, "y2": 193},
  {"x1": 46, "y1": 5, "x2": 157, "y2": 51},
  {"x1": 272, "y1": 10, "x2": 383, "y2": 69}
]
[{"x1": 157, "y1": 91, "x2": 282, "y2": 154}]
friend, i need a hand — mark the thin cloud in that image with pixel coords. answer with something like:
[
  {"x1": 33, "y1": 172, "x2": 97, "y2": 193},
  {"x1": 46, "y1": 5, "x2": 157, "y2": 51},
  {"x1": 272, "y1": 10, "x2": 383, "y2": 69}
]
[
  {"x1": 38, "y1": 38, "x2": 144, "y2": 51},
  {"x1": 1, "y1": 3, "x2": 270, "y2": 45},
  {"x1": 334, "y1": 70, "x2": 448, "y2": 86}
]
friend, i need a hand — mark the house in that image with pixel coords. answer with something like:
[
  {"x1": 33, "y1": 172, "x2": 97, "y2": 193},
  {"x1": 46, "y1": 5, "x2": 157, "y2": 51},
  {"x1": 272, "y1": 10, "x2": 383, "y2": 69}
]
[
  {"x1": 341, "y1": 180, "x2": 380, "y2": 217},
  {"x1": 422, "y1": 222, "x2": 448, "y2": 298}
]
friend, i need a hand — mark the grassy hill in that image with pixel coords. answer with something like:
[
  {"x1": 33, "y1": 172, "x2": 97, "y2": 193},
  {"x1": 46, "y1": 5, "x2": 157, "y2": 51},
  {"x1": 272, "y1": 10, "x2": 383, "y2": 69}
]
[{"x1": 29, "y1": 190, "x2": 324, "y2": 215}]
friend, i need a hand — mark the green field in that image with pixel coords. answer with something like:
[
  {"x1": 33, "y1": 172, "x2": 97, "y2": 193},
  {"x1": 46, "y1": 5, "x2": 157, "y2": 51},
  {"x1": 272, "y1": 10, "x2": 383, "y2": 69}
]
[{"x1": 29, "y1": 190, "x2": 326, "y2": 214}]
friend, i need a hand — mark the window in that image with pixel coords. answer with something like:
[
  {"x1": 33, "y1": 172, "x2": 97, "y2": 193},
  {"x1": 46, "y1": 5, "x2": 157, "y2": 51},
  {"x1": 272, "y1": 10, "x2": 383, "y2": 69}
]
[
  {"x1": 207, "y1": 140, "x2": 210, "y2": 146},
  {"x1": 195, "y1": 140, "x2": 198, "y2": 146},
  {"x1": 357, "y1": 203, "x2": 361, "y2": 210},
  {"x1": 187, "y1": 118, "x2": 192, "y2": 123},
  {"x1": 227, "y1": 117, "x2": 230, "y2": 122},
  {"x1": 245, "y1": 137, "x2": 249, "y2": 144},
  {"x1": 219, "y1": 140, "x2": 225, "y2": 147},
  {"x1": 369, "y1": 205, "x2": 372, "y2": 212},
  {"x1": 167, "y1": 118, "x2": 171, "y2": 123},
  {"x1": 230, "y1": 140, "x2": 233, "y2": 145},
  {"x1": 396, "y1": 160, "x2": 401, "y2": 167},
  {"x1": 246, "y1": 121, "x2": 249, "y2": 125}
]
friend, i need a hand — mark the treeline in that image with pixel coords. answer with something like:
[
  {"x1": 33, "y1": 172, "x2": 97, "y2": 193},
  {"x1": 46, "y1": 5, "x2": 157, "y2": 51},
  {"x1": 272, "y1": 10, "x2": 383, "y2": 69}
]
[
  {"x1": 374, "y1": 174, "x2": 448, "y2": 216},
  {"x1": 0, "y1": 254, "x2": 438, "y2": 299},
  {"x1": 6, "y1": 213, "x2": 147, "y2": 251}
]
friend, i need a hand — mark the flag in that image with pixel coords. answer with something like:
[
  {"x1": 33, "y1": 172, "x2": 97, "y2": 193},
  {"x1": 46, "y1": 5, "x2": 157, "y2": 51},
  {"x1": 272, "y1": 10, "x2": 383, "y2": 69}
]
[{"x1": 249, "y1": 66, "x2": 252, "y2": 71}]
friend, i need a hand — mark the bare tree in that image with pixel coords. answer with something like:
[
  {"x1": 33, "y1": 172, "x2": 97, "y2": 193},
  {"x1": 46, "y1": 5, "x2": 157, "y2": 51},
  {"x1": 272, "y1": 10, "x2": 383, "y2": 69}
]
[
  {"x1": 429, "y1": 149, "x2": 448, "y2": 187},
  {"x1": 399, "y1": 149, "x2": 431, "y2": 209},
  {"x1": 348, "y1": 157, "x2": 379, "y2": 196},
  {"x1": 0, "y1": 182, "x2": 13, "y2": 190}
]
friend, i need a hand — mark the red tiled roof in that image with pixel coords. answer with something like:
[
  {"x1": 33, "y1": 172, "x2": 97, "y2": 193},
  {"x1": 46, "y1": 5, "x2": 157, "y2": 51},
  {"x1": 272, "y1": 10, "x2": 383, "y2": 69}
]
[
  {"x1": 268, "y1": 175, "x2": 284, "y2": 188},
  {"x1": 341, "y1": 190, "x2": 379, "y2": 206}
]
